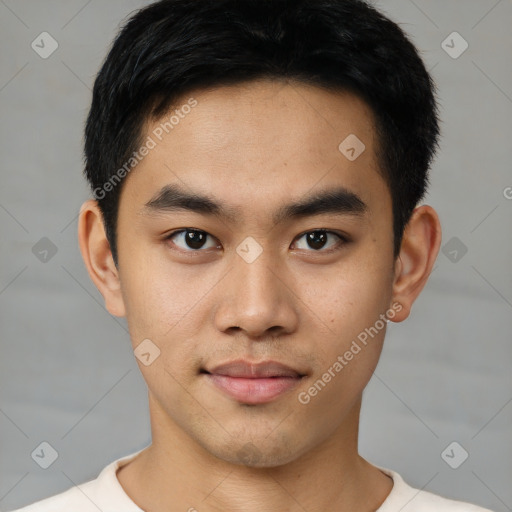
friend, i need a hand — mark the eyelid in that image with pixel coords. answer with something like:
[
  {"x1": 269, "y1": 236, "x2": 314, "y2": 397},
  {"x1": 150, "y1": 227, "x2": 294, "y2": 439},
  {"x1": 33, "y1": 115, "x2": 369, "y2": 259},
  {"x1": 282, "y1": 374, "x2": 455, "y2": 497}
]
[
  {"x1": 291, "y1": 229, "x2": 349, "y2": 252},
  {"x1": 164, "y1": 228, "x2": 221, "y2": 253},
  {"x1": 294, "y1": 228, "x2": 348, "y2": 242}
]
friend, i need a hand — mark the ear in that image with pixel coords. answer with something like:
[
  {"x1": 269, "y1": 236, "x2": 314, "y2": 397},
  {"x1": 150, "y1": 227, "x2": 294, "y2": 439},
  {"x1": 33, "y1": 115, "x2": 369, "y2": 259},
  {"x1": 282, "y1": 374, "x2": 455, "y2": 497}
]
[
  {"x1": 77, "y1": 199, "x2": 126, "y2": 317},
  {"x1": 389, "y1": 205, "x2": 441, "y2": 323}
]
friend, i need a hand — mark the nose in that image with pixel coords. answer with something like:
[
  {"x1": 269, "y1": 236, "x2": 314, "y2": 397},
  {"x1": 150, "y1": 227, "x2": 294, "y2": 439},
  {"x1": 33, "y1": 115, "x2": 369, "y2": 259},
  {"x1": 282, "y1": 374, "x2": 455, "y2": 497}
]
[{"x1": 212, "y1": 247, "x2": 299, "y2": 339}]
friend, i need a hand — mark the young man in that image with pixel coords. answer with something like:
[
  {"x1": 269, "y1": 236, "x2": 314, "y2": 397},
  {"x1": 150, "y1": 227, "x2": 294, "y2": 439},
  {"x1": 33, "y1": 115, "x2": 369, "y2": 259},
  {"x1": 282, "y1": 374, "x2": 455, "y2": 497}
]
[{"x1": 11, "y1": 0, "x2": 494, "y2": 511}]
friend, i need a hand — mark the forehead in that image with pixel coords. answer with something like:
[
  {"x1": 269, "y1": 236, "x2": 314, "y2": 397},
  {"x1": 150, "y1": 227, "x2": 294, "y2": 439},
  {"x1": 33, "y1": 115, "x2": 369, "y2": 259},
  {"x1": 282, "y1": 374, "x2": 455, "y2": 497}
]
[{"x1": 120, "y1": 79, "x2": 389, "y2": 224}]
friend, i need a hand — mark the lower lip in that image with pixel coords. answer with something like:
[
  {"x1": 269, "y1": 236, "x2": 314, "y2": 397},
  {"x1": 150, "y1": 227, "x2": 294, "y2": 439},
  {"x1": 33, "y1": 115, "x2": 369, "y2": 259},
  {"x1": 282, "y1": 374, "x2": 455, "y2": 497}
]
[{"x1": 205, "y1": 374, "x2": 303, "y2": 404}]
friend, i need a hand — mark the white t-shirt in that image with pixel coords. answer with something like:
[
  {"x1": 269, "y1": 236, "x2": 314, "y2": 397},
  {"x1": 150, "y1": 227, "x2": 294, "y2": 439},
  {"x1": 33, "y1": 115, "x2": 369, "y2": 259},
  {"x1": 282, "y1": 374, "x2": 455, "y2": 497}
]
[{"x1": 8, "y1": 448, "x2": 494, "y2": 512}]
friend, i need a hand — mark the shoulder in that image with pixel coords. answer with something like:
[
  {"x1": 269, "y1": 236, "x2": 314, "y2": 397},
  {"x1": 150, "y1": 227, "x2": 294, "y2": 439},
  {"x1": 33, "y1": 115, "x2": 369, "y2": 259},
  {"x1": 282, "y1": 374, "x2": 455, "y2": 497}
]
[
  {"x1": 7, "y1": 478, "x2": 103, "y2": 512},
  {"x1": 401, "y1": 489, "x2": 495, "y2": 512},
  {"x1": 376, "y1": 466, "x2": 495, "y2": 512},
  {"x1": 6, "y1": 447, "x2": 147, "y2": 512}
]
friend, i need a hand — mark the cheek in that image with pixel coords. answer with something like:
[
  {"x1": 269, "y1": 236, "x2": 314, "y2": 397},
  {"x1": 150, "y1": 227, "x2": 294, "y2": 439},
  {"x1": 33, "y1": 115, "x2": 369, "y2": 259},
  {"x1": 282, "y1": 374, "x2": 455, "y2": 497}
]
[
  {"x1": 300, "y1": 258, "x2": 393, "y2": 343},
  {"x1": 294, "y1": 257, "x2": 393, "y2": 406},
  {"x1": 297, "y1": 277, "x2": 390, "y2": 416},
  {"x1": 119, "y1": 255, "x2": 208, "y2": 339},
  {"x1": 118, "y1": 255, "x2": 224, "y2": 385}
]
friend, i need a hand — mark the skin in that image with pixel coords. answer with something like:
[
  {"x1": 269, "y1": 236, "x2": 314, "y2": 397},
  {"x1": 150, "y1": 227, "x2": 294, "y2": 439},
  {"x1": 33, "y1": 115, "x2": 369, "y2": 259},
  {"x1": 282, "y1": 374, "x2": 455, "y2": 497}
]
[{"x1": 78, "y1": 79, "x2": 441, "y2": 512}]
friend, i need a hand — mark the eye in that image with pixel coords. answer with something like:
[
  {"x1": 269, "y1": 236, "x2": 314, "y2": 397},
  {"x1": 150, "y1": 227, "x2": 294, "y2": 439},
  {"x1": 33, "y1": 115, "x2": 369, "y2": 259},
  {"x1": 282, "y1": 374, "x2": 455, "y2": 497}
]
[
  {"x1": 164, "y1": 229, "x2": 219, "y2": 252},
  {"x1": 292, "y1": 230, "x2": 347, "y2": 252}
]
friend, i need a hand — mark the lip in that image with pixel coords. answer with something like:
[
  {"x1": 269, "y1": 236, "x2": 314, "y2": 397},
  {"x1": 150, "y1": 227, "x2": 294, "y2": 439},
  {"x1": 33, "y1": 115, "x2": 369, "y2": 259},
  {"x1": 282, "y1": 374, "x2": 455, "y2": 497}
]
[
  {"x1": 202, "y1": 359, "x2": 306, "y2": 404},
  {"x1": 207, "y1": 359, "x2": 305, "y2": 378}
]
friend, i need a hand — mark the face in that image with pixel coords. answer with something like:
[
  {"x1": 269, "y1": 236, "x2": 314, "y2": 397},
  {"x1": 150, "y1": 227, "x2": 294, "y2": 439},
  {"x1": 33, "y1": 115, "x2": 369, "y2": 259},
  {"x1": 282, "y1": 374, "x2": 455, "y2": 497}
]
[{"x1": 114, "y1": 80, "x2": 398, "y2": 467}]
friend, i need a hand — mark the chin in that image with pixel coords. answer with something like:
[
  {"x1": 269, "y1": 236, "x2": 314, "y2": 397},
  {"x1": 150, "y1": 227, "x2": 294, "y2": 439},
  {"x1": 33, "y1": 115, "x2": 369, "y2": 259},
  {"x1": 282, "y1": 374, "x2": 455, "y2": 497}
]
[{"x1": 204, "y1": 432, "x2": 306, "y2": 469}]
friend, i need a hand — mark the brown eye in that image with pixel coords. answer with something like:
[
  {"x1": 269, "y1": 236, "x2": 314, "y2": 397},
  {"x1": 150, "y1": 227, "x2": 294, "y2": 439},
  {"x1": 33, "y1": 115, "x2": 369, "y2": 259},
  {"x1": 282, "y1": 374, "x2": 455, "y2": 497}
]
[
  {"x1": 293, "y1": 230, "x2": 347, "y2": 252},
  {"x1": 165, "y1": 229, "x2": 218, "y2": 251},
  {"x1": 306, "y1": 231, "x2": 328, "y2": 250}
]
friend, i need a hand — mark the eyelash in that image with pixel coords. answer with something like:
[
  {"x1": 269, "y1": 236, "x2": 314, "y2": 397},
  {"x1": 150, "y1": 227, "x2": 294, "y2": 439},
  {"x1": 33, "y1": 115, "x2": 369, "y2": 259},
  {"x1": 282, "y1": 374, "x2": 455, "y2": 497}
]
[{"x1": 163, "y1": 228, "x2": 349, "y2": 255}]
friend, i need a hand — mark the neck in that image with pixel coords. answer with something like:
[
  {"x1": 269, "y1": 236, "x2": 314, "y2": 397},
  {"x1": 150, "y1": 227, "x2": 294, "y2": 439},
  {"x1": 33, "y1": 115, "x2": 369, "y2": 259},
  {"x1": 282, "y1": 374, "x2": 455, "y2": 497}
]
[{"x1": 117, "y1": 394, "x2": 393, "y2": 512}]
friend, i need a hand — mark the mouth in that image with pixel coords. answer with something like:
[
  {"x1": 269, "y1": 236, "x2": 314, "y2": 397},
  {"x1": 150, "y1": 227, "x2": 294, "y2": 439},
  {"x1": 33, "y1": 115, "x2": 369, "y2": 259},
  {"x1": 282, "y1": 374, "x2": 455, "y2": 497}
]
[{"x1": 201, "y1": 359, "x2": 308, "y2": 405}]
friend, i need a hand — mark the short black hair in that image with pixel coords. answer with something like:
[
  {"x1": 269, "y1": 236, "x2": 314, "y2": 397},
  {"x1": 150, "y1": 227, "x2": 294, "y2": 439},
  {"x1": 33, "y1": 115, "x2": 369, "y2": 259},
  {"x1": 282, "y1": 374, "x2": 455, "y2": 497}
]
[{"x1": 84, "y1": 0, "x2": 441, "y2": 267}]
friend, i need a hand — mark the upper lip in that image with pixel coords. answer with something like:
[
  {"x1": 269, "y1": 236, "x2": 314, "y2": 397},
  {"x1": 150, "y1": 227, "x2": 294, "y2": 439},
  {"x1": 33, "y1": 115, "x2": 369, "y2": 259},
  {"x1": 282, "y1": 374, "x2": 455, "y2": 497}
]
[{"x1": 205, "y1": 359, "x2": 305, "y2": 378}]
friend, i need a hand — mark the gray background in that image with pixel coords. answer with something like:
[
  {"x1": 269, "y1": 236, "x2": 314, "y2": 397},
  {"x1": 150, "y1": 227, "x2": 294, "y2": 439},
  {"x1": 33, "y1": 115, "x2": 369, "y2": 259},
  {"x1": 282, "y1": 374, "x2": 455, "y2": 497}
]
[{"x1": 1, "y1": 0, "x2": 511, "y2": 510}]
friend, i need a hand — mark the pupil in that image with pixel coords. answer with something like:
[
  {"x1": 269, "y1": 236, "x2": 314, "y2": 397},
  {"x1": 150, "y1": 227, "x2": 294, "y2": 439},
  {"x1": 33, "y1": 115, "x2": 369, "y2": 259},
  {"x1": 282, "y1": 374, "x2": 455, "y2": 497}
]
[
  {"x1": 307, "y1": 231, "x2": 327, "y2": 250},
  {"x1": 186, "y1": 230, "x2": 206, "y2": 249}
]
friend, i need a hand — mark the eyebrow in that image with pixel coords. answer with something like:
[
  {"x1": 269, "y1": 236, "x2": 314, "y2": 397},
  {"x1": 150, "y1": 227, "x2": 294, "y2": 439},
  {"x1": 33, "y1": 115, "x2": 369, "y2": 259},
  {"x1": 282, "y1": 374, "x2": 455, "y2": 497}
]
[{"x1": 141, "y1": 183, "x2": 368, "y2": 224}]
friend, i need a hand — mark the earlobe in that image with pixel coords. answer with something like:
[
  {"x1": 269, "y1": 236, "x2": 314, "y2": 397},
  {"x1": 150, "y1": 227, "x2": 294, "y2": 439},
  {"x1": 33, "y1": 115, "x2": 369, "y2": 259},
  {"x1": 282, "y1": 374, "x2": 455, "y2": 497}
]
[
  {"x1": 389, "y1": 205, "x2": 442, "y2": 323},
  {"x1": 78, "y1": 200, "x2": 126, "y2": 317}
]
